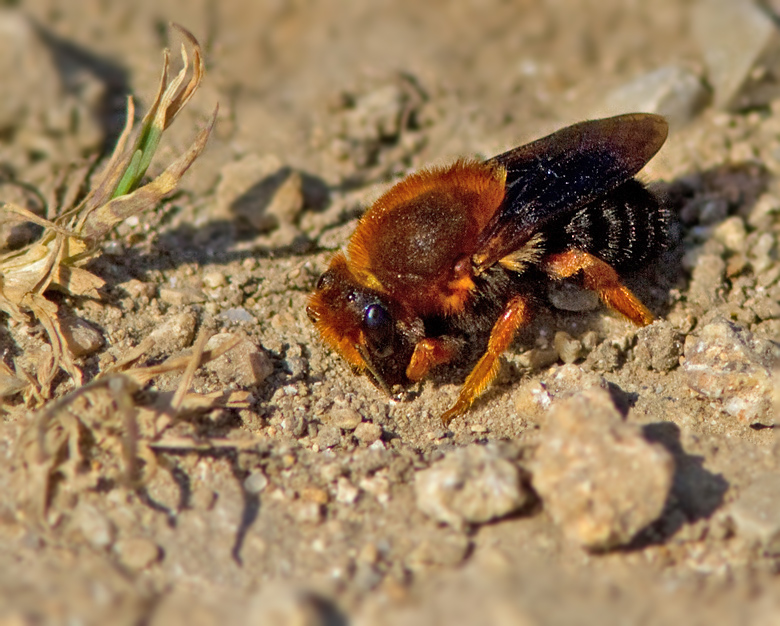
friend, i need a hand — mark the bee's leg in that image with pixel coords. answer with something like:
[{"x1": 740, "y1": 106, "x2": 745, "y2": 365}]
[
  {"x1": 407, "y1": 337, "x2": 459, "y2": 382},
  {"x1": 441, "y1": 295, "x2": 529, "y2": 426},
  {"x1": 544, "y1": 249, "x2": 653, "y2": 326}
]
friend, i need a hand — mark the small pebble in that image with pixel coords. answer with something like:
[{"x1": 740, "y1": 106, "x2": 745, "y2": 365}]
[
  {"x1": 158, "y1": 286, "x2": 206, "y2": 306},
  {"x1": 336, "y1": 477, "x2": 360, "y2": 505},
  {"x1": 583, "y1": 340, "x2": 622, "y2": 372},
  {"x1": 753, "y1": 298, "x2": 780, "y2": 320},
  {"x1": 147, "y1": 312, "x2": 197, "y2": 355},
  {"x1": 513, "y1": 380, "x2": 553, "y2": 417},
  {"x1": 553, "y1": 331, "x2": 582, "y2": 364},
  {"x1": 354, "y1": 422, "x2": 382, "y2": 445},
  {"x1": 244, "y1": 470, "x2": 269, "y2": 494},
  {"x1": 580, "y1": 330, "x2": 599, "y2": 352},
  {"x1": 216, "y1": 153, "x2": 283, "y2": 230},
  {"x1": 218, "y1": 153, "x2": 304, "y2": 234},
  {"x1": 687, "y1": 253, "x2": 726, "y2": 310},
  {"x1": 265, "y1": 170, "x2": 305, "y2": 226},
  {"x1": 300, "y1": 487, "x2": 329, "y2": 505},
  {"x1": 114, "y1": 537, "x2": 161, "y2": 571},
  {"x1": 757, "y1": 264, "x2": 780, "y2": 289},
  {"x1": 219, "y1": 307, "x2": 255, "y2": 324},
  {"x1": 340, "y1": 84, "x2": 407, "y2": 142},
  {"x1": 202, "y1": 270, "x2": 226, "y2": 289},
  {"x1": 747, "y1": 193, "x2": 779, "y2": 230},
  {"x1": 293, "y1": 501, "x2": 323, "y2": 524},
  {"x1": 519, "y1": 347, "x2": 559, "y2": 371},
  {"x1": 359, "y1": 474, "x2": 391, "y2": 505},
  {"x1": 414, "y1": 444, "x2": 529, "y2": 530},
  {"x1": 532, "y1": 388, "x2": 674, "y2": 550},
  {"x1": 749, "y1": 232, "x2": 776, "y2": 274},
  {"x1": 205, "y1": 333, "x2": 274, "y2": 387},
  {"x1": 317, "y1": 425, "x2": 341, "y2": 449},
  {"x1": 712, "y1": 216, "x2": 747, "y2": 253},
  {"x1": 60, "y1": 316, "x2": 104, "y2": 357},
  {"x1": 357, "y1": 542, "x2": 380, "y2": 566},
  {"x1": 683, "y1": 320, "x2": 779, "y2": 424},
  {"x1": 328, "y1": 408, "x2": 363, "y2": 431},
  {"x1": 118, "y1": 278, "x2": 156, "y2": 300},
  {"x1": 730, "y1": 472, "x2": 780, "y2": 554}
]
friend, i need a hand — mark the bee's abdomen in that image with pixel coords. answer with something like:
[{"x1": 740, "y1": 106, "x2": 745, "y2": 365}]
[{"x1": 559, "y1": 179, "x2": 669, "y2": 270}]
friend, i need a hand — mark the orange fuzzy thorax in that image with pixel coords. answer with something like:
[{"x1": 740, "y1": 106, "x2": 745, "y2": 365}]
[{"x1": 345, "y1": 160, "x2": 507, "y2": 316}]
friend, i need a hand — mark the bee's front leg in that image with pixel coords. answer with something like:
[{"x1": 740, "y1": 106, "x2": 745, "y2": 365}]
[
  {"x1": 406, "y1": 337, "x2": 460, "y2": 382},
  {"x1": 441, "y1": 294, "x2": 530, "y2": 426}
]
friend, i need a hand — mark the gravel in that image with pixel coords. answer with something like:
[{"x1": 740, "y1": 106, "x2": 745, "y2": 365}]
[{"x1": 683, "y1": 319, "x2": 780, "y2": 424}]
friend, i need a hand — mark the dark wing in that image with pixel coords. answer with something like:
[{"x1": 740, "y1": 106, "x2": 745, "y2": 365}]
[{"x1": 473, "y1": 113, "x2": 668, "y2": 272}]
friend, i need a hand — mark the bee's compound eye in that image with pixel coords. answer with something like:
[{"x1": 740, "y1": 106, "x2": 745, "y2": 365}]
[
  {"x1": 363, "y1": 303, "x2": 394, "y2": 358},
  {"x1": 364, "y1": 304, "x2": 389, "y2": 330}
]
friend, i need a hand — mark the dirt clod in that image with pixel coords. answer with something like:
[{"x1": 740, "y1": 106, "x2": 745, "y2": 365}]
[
  {"x1": 354, "y1": 421, "x2": 382, "y2": 445},
  {"x1": 415, "y1": 444, "x2": 529, "y2": 530},
  {"x1": 634, "y1": 320, "x2": 684, "y2": 372},
  {"x1": 532, "y1": 388, "x2": 675, "y2": 550}
]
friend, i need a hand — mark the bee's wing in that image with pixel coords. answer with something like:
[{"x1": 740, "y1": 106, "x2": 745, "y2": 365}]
[{"x1": 473, "y1": 113, "x2": 668, "y2": 272}]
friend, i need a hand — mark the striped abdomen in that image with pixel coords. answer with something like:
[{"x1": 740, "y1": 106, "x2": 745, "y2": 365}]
[{"x1": 552, "y1": 179, "x2": 669, "y2": 270}]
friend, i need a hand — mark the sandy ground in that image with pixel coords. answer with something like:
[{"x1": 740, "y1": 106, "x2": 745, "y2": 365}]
[{"x1": 1, "y1": 0, "x2": 779, "y2": 624}]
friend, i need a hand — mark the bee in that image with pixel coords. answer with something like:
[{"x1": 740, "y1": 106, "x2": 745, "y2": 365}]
[{"x1": 307, "y1": 113, "x2": 669, "y2": 425}]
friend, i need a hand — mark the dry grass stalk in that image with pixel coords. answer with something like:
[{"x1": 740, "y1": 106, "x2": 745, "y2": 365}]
[
  {"x1": 0, "y1": 24, "x2": 216, "y2": 401},
  {"x1": 16, "y1": 330, "x2": 251, "y2": 522}
]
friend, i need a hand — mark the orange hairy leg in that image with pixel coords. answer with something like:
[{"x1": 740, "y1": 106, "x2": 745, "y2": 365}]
[
  {"x1": 441, "y1": 295, "x2": 530, "y2": 426},
  {"x1": 544, "y1": 250, "x2": 654, "y2": 326},
  {"x1": 406, "y1": 337, "x2": 459, "y2": 382}
]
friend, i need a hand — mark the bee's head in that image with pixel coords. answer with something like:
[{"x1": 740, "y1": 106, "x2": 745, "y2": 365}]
[{"x1": 307, "y1": 252, "x2": 411, "y2": 390}]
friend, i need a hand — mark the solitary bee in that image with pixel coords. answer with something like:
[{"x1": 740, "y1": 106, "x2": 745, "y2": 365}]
[{"x1": 307, "y1": 113, "x2": 669, "y2": 425}]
